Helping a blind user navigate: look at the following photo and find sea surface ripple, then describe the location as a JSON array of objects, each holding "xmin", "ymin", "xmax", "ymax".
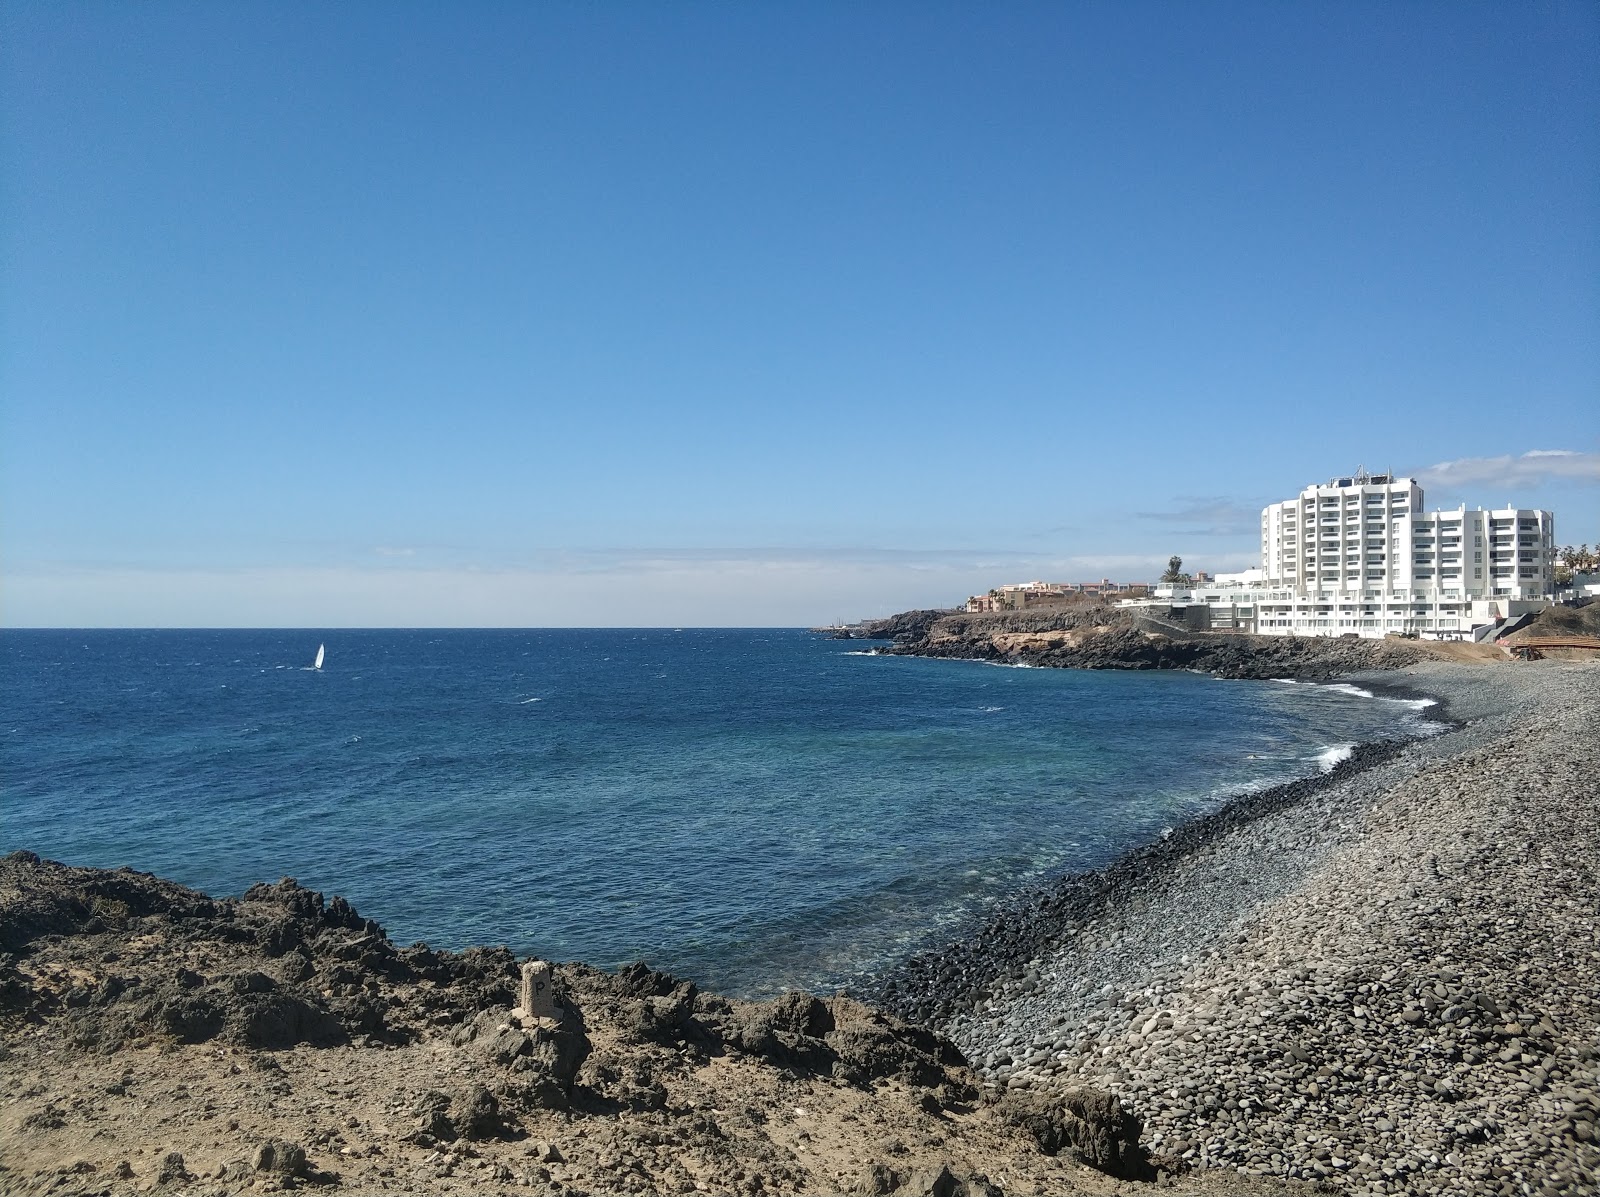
[{"xmin": 0, "ymin": 629, "xmax": 1436, "ymax": 996}]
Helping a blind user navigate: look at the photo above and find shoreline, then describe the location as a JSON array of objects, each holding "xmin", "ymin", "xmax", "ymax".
[
  {"xmin": 2, "ymin": 658, "xmax": 1594, "ymax": 1194},
  {"xmin": 856, "ymin": 656, "xmax": 1462, "ymax": 1027},
  {"xmin": 927, "ymin": 658, "xmax": 1598, "ymax": 1192},
  {"xmin": 863, "ymin": 736, "xmax": 1428, "ymax": 1028}
]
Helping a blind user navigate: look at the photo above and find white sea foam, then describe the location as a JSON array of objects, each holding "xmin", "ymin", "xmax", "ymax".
[
  {"xmin": 519, "ymin": 697, "xmax": 543, "ymax": 704},
  {"xmin": 1317, "ymin": 743, "xmax": 1357, "ymax": 772},
  {"xmin": 1275, "ymin": 676, "xmax": 1439, "ymax": 713},
  {"xmin": 842, "ymin": 650, "xmax": 880, "ymax": 657},
  {"xmin": 979, "ymin": 705, "xmax": 1005, "ymax": 713},
  {"xmin": 1321, "ymin": 682, "xmax": 1376, "ymax": 699}
]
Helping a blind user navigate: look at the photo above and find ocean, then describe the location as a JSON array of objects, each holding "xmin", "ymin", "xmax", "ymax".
[{"xmin": 0, "ymin": 629, "xmax": 1439, "ymax": 997}]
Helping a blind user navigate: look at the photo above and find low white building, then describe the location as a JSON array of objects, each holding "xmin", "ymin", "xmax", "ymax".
[{"xmin": 1124, "ymin": 470, "xmax": 1556, "ymax": 640}]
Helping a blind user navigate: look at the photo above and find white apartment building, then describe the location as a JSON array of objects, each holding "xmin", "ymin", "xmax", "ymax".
[{"xmin": 1124, "ymin": 470, "xmax": 1556, "ymax": 640}]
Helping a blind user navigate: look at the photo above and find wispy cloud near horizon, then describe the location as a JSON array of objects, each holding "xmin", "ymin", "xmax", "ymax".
[
  {"xmin": 1135, "ymin": 497, "xmax": 1261, "ymax": 537},
  {"xmin": 1, "ymin": 545, "xmax": 1182, "ymax": 628},
  {"xmin": 1413, "ymin": 449, "xmax": 1600, "ymax": 489}
]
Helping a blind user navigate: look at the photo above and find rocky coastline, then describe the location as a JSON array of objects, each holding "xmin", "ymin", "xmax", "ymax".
[
  {"xmin": 852, "ymin": 607, "xmax": 1454, "ymax": 681},
  {"xmin": 3, "ymin": 655, "xmax": 1595, "ymax": 1196},
  {"xmin": 1, "ymin": 853, "xmax": 1162, "ymax": 1197}
]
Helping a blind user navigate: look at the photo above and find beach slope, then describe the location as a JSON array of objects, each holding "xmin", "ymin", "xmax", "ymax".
[{"xmin": 907, "ymin": 660, "xmax": 1598, "ymax": 1194}]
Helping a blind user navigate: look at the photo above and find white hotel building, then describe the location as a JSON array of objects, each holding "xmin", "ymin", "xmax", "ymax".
[{"xmin": 1123, "ymin": 471, "xmax": 1556, "ymax": 640}]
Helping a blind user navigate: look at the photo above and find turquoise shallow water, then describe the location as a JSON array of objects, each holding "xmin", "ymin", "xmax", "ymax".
[{"xmin": 0, "ymin": 629, "xmax": 1436, "ymax": 996}]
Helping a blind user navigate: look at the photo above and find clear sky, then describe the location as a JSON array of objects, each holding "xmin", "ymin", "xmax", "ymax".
[{"xmin": 3, "ymin": 2, "xmax": 1597, "ymax": 627}]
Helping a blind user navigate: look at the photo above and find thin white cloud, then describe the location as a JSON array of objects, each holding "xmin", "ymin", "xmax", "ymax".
[
  {"xmin": 1414, "ymin": 450, "xmax": 1600, "ymax": 489},
  {"xmin": 373, "ymin": 546, "xmax": 416, "ymax": 557},
  {"xmin": 1135, "ymin": 496, "xmax": 1261, "ymax": 537}
]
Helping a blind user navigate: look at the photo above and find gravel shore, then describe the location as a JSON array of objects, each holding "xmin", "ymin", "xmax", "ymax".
[{"xmin": 935, "ymin": 660, "xmax": 1598, "ymax": 1194}]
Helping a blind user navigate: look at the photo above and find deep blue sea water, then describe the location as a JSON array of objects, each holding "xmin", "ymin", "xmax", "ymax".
[{"xmin": 0, "ymin": 629, "xmax": 1438, "ymax": 996}]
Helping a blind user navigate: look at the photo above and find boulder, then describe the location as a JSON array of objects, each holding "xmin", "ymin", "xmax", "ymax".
[
  {"xmin": 527, "ymin": 1019, "xmax": 589, "ymax": 1088},
  {"xmin": 450, "ymin": 1084, "xmax": 502, "ymax": 1140},
  {"xmin": 483, "ymin": 1027, "xmax": 532, "ymax": 1065},
  {"xmin": 251, "ymin": 1139, "xmax": 308, "ymax": 1178},
  {"xmin": 726, "ymin": 991, "xmax": 836, "ymax": 1068},
  {"xmin": 410, "ymin": 1090, "xmax": 456, "ymax": 1142},
  {"xmin": 850, "ymin": 1161, "xmax": 995, "ymax": 1197},
  {"xmin": 155, "ymin": 1152, "xmax": 191, "ymax": 1185},
  {"xmin": 999, "ymin": 1087, "xmax": 1143, "ymax": 1176}
]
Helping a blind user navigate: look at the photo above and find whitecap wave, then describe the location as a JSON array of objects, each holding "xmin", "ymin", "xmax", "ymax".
[
  {"xmin": 1316, "ymin": 743, "xmax": 1356, "ymax": 772},
  {"xmin": 1275, "ymin": 677, "xmax": 1440, "ymax": 715},
  {"xmin": 842, "ymin": 650, "xmax": 879, "ymax": 657},
  {"xmin": 979, "ymin": 705, "xmax": 1005, "ymax": 713},
  {"xmin": 519, "ymin": 697, "xmax": 543, "ymax": 704},
  {"xmin": 1318, "ymin": 682, "xmax": 1376, "ymax": 699}
]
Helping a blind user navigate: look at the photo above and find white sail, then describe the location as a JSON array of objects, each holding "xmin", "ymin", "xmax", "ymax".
[{"xmin": 314, "ymin": 643, "xmax": 325, "ymax": 670}]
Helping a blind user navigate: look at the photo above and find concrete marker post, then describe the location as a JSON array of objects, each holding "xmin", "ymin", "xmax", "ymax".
[{"xmin": 518, "ymin": 960, "xmax": 561, "ymax": 1023}]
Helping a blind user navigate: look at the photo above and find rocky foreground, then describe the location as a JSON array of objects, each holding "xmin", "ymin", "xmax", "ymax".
[{"xmin": 0, "ymin": 854, "xmax": 1251, "ymax": 1196}]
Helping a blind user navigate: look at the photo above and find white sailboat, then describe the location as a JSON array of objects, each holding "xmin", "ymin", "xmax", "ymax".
[{"xmin": 313, "ymin": 643, "xmax": 325, "ymax": 671}]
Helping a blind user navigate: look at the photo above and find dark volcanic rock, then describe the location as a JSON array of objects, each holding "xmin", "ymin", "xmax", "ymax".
[
  {"xmin": 723, "ymin": 992, "xmax": 838, "ymax": 1072},
  {"xmin": 450, "ymin": 1084, "xmax": 503, "ymax": 1140},
  {"xmin": 410, "ymin": 1090, "xmax": 457, "ymax": 1142},
  {"xmin": 614, "ymin": 961, "xmax": 699, "ymax": 1042},
  {"xmin": 0, "ymin": 852, "xmax": 540, "ymax": 1051},
  {"xmin": 251, "ymin": 1138, "xmax": 308, "ymax": 1178},
  {"xmin": 527, "ymin": 1018, "xmax": 590, "ymax": 1089},
  {"xmin": 878, "ymin": 605, "xmax": 1429, "ymax": 680},
  {"xmin": 999, "ymin": 1088, "xmax": 1143, "ymax": 1176},
  {"xmin": 155, "ymin": 1151, "xmax": 191, "ymax": 1185},
  {"xmin": 0, "ymin": 851, "xmax": 220, "ymax": 954},
  {"xmin": 856, "ymin": 609, "xmax": 955, "ymax": 643},
  {"xmin": 711, "ymin": 993, "xmax": 959, "ymax": 1089}
]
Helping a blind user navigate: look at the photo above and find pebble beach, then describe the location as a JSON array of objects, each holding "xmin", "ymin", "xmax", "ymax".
[{"xmin": 934, "ymin": 660, "xmax": 1598, "ymax": 1194}]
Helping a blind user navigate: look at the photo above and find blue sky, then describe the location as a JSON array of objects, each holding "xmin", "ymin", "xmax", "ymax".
[{"xmin": 3, "ymin": 2, "xmax": 1597, "ymax": 626}]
